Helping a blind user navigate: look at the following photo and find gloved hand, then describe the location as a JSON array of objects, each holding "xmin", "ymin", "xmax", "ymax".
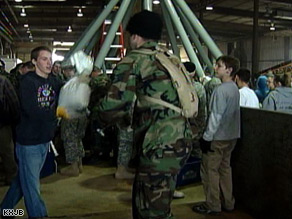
[
  {"xmin": 56, "ymin": 106, "xmax": 70, "ymax": 119},
  {"xmin": 199, "ymin": 138, "xmax": 213, "ymax": 154},
  {"xmin": 90, "ymin": 74, "xmax": 110, "ymax": 88}
]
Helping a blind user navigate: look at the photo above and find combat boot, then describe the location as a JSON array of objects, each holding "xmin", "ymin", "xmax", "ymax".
[
  {"xmin": 78, "ymin": 157, "xmax": 83, "ymax": 173},
  {"xmin": 115, "ymin": 165, "xmax": 135, "ymax": 179},
  {"xmin": 60, "ymin": 162, "xmax": 79, "ymax": 177}
]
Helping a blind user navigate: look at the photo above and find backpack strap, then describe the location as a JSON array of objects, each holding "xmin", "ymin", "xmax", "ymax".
[{"xmin": 138, "ymin": 95, "xmax": 182, "ymax": 114}]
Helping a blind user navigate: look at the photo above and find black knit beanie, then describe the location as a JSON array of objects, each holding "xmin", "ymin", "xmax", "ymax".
[{"xmin": 127, "ymin": 10, "xmax": 163, "ymax": 40}]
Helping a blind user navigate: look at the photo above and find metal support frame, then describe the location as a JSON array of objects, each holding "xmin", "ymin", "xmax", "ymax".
[
  {"xmin": 174, "ymin": 0, "xmax": 222, "ymax": 59},
  {"xmin": 143, "ymin": 0, "xmax": 152, "ymax": 11},
  {"xmin": 174, "ymin": 2, "xmax": 213, "ymax": 73},
  {"xmin": 65, "ymin": 0, "xmax": 120, "ymax": 59},
  {"xmin": 84, "ymin": 30, "xmax": 101, "ymax": 55},
  {"xmin": 94, "ymin": 0, "xmax": 132, "ymax": 69},
  {"xmin": 164, "ymin": 0, "xmax": 205, "ymax": 77},
  {"xmin": 122, "ymin": 0, "xmax": 135, "ymax": 30},
  {"xmin": 161, "ymin": 0, "xmax": 179, "ymax": 57},
  {"xmin": 252, "ymin": 0, "xmax": 259, "ymax": 85},
  {"xmin": 64, "ymin": 0, "xmax": 223, "ymax": 78}
]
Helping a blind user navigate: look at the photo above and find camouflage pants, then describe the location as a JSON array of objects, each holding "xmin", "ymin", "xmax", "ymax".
[
  {"xmin": 132, "ymin": 139, "xmax": 192, "ymax": 219},
  {"xmin": 117, "ymin": 127, "xmax": 133, "ymax": 167},
  {"xmin": 61, "ymin": 117, "xmax": 87, "ymax": 163}
]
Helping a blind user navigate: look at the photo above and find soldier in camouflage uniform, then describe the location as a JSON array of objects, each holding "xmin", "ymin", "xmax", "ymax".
[
  {"xmin": 115, "ymin": 126, "xmax": 134, "ymax": 179},
  {"xmin": 60, "ymin": 68, "xmax": 88, "ymax": 177},
  {"xmin": 183, "ymin": 62, "xmax": 207, "ymax": 157},
  {"xmin": 91, "ymin": 11, "xmax": 192, "ymax": 218},
  {"xmin": 88, "ymin": 71, "xmax": 118, "ymax": 161}
]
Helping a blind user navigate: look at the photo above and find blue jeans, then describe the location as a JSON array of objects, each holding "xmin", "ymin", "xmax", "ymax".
[{"xmin": 0, "ymin": 142, "xmax": 49, "ymax": 218}]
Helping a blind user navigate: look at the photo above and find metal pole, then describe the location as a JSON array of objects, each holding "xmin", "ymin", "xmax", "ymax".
[
  {"xmin": 164, "ymin": 0, "xmax": 205, "ymax": 77},
  {"xmin": 252, "ymin": 0, "xmax": 259, "ymax": 86},
  {"xmin": 174, "ymin": 0, "xmax": 222, "ymax": 59},
  {"xmin": 174, "ymin": 2, "xmax": 213, "ymax": 73},
  {"xmin": 65, "ymin": 0, "xmax": 120, "ymax": 59},
  {"xmin": 161, "ymin": 0, "xmax": 179, "ymax": 57},
  {"xmin": 95, "ymin": 0, "xmax": 132, "ymax": 69},
  {"xmin": 84, "ymin": 30, "xmax": 101, "ymax": 55},
  {"xmin": 122, "ymin": 0, "xmax": 135, "ymax": 29},
  {"xmin": 143, "ymin": 0, "xmax": 152, "ymax": 11}
]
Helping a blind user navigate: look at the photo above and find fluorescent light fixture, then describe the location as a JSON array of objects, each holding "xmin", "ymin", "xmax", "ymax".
[
  {"xmin": 30, "ymin": 39, "xmax": 33, "ymax": 42},
  {"xmin": 77, "ymin": 8, "xmax": 83, "ymax": 17},
  {"xmin": 104, "ymin": 20, "xmax": 112, "ymax": 24},
  {"xmin": 24, "ymin": 24, "xmax": 29, "ymax": 28},
  {"xmin": 53, "ymin": 41, "xmax": 75, "ymax": 46},
  {"xmin": 15, "ymin": 0, "xmax": 22, "ymax": 2},
  {"xmin": 270, "ymin": 23, "xmax": 275, "ymax": 31},
  {"xmin": 153, "ymin": 0, "xmax": 160, "ymax": 4},
  {"xmin": 67, "ymin": 26, "xmax": 72, "ymax": 32},
  {"xmin": 26, "ymin": 30, "xmax": 30, "ymax": 33},
  {"xmin": 206, "ymin": 6, "xmax": 213, "ymax": 10},
  {"xmin": 54, "ymin": 48, "xmax": 70, "ymax": 51},
  {"xmin": 52, "ymin": 49, "xmax": 65, "ymax": 62},
  {"xmin": 20, "ymin": 8, "xmax": 26, "ymax": 17},
  {"xmin": 29, "ymin": 35, "xmax": 33, "ymax": 39}
]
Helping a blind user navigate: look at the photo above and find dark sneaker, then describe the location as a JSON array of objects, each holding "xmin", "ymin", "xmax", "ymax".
[
  {"xmin": 192, "ymin": 204, "xmax": 220, "ymax": 215},
  {"xmin": 222, "ymin": 207, "xmax": 234, "ymax": 212}
]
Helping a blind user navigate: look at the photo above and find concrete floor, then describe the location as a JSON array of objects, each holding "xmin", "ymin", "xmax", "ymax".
[{"xmin": 0, "ymin": 162, "xmax": 254, "ymax": 219}]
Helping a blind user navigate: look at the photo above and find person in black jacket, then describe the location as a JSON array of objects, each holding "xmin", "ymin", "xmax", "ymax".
[
  {"xmin": 0, "ymin": 75, "xmax": 20, "ymax": 185},
  {"xmin": 0, "ymin": 46, "xmax": 61, "ymax": 218}
]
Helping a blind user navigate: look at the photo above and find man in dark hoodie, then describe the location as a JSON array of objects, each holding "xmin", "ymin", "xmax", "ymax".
[
  {"xmin": 0, "ymin": 46, "xmax": 61, "ymax": 218},
  {"xmin": 263, "ymin": 73, "xmax": 292, "ymax": 113}
]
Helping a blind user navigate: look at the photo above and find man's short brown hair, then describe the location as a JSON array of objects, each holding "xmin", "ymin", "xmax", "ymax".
[
  {"xmin": 31, "ymin": 46, "xmax": 52, "ymax": 61},
  {"xmin": 216, "ymin": 55, "xmax": 240, "ymax": 77}
]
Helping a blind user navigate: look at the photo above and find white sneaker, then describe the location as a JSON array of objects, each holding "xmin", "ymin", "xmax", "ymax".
[{"xmin": 173, "ymin": 190, "xmax": 185, "ymax": 199}]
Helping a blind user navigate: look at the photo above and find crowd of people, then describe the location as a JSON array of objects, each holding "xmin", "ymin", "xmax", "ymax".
[{"xmin": 0, "ymin": 9, "xmax": 292, "ymax": 219}]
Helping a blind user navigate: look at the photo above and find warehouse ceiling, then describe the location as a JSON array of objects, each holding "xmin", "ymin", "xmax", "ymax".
[{"xmin": 1, "ymin": 0, "xmax": 292, "ymax": 48}]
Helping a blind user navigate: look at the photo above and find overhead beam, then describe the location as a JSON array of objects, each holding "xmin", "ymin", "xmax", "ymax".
[
  {"xmin": 261, "ymin": 0, "xmax": 292, "ymax": 4},
  {"xmin": 3, "ymin": 11, "xmax": 99, "ymax": 18},
  {"xmin": 12, "ymin": 1, "xmax": 104, "ymax": 7},
  {"xmin": 189, "ymin": 0, "xmax": 225, "ymax": 11}
]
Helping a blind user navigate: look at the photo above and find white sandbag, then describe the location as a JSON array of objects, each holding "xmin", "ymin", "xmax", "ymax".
[
  {"xmin": 62, "ymin": 50, "xmax": 93, "ymax": 76},
  {"xmin": 58, "ymin": 76, "xmax": 91, "ymax": 118}
]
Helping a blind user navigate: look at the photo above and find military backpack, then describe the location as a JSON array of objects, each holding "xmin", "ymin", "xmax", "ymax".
[{"xmin": 132, "ymin": 46, "xmax": 199, "ymax": 118}]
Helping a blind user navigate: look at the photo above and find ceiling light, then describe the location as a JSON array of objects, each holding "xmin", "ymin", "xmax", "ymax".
[
  {"xmin": 20, "ymin": 8, "xmax": 26, "ymax": 17},
  {"xmin": 270, "ymin": 23, "xmax": 276, "ymax": 31},
  {"xmin": 29, "ymin": 34, "xmax": 33, "ymax": 39},
  {"xmin": 77, "ymin": 8, "xmax": 83, "ymax": 17},
  {"xmin": 153, "ymin": 0, "xmax": 160, "ymax": 4},
  {"xmin": 15, "ymin": 0, "xmax": 22, "ymax": 2},
  {"xmin": 26, "ymin": 30, "xmax": 30, "ymax": 33},
  {"xmin": 206, "ymin": 6, "xmax": 213, "ymax": 10},
  {"xmin": 53, "ymin": 41, "xmax": 75, "ymax": 46},
  {"xmin": 24, "ymin": 24, "xmax": 29, "ymax": 28},
  {"xmin": 30, "ymin": 39, "xmax": 34, "ymax": 42},
  {"xmin": 67, "ymin": 26, "xmax": 72, "ymax": 32}
]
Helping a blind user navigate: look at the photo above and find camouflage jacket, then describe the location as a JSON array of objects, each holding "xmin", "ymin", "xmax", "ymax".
[
  {"xmin": 92, "ymin": 41, "xmax": 193, "ymax": 154},
  {"xmin": 189, "ymin": 81, "xmax": 207, "ymax": 141}
]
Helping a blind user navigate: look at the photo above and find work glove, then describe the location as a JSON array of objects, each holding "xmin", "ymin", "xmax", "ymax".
[
  {"xmin": 90, "ymin": 73, "xmax": 110, "ymax": 88},
  {"xmin": 199, "ymin": 138, "xmax": 213, "ymax": 154}
]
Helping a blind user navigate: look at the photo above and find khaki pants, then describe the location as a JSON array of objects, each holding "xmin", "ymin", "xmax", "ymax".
[
  {"xmin": 0, "ymin": 125, "xmax": 17, "ymax": 183},
  {"xmin": 200, "ymin": 139, "xmax": 237, "ymax": 212}
]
